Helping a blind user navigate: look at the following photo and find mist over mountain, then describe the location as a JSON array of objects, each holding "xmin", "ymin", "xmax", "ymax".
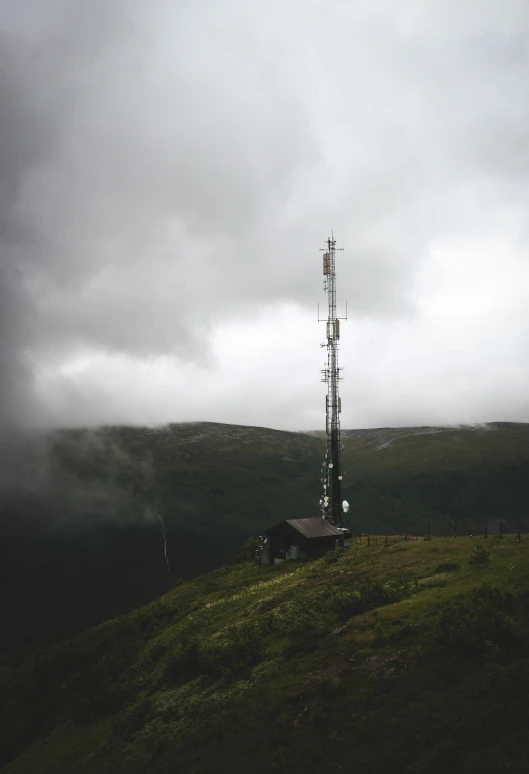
[{"xmin": 2, "ymin": 420, "xmax": 529, "ymax": 664}]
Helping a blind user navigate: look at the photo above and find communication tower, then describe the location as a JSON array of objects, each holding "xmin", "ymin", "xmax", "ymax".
[{"xmin": 319, "ymin": 233, "xmax": 347, "ymax": 526}]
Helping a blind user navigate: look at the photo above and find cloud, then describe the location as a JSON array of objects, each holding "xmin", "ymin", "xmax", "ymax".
[{"xmin": 1, "ymin": 0, "xmax": 528, "ymax": 432}]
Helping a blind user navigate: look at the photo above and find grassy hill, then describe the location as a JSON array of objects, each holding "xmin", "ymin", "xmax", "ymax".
[
  {"xmin": 2, "ymin": 535, "xmax": 529, "ymax": 773},
  {"xmin": 0, "ymin": 423, "xmax": 323, "ymax": 664},
  {"xmin": 339, "ymin": 422, "xmax": 529, "ymax": 535},
  {"xmin": 1, "ymin": 420, "xmax": 528, "ymax": 663}
]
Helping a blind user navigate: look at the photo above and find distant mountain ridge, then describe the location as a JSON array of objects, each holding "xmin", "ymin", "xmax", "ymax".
[{"xmin": 1, "ymin": 420, "xmax": 528, "ymax": 663}]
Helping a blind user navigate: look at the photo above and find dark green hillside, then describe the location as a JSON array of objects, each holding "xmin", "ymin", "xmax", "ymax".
[
  {"xmin": 0, "ymin": 423, "xmax": 323, "ymax": 663},
  {"xmin": 1, "ymin": 421, "xmax": 529, "ymax": 664},
  {"xmin": 2, "ymin": 536, "xmax": 529, "ymax": 773},
  {"xmin": 339, "ymin": 422, "xmax": 529, "ymax": 535}
]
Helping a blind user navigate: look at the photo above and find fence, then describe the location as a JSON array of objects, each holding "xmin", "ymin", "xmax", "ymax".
[{"xmin": 348, "ymin": 527, "xmax": 524, "ymax": 546}]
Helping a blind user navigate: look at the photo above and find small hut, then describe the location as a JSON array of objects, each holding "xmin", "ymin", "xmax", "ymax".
[{"xmin": 262, "ymin": 518, "xmax": 351, "ymax": 565}]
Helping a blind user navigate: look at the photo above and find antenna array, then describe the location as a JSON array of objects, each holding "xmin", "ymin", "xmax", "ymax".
[{"xmin": 319, "ymin": 233, "xmax": 347, "ymax": 526}]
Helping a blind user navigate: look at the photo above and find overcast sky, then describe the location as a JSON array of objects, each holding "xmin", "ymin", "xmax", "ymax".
[{"xmin": 1, "ymin": 0, "xmax": 528, "ymax": 434}]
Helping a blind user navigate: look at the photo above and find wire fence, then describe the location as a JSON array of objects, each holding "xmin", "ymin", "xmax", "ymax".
[{"xmin": 349, "ymin": 526, "xmax": 524, "ymax": 546}]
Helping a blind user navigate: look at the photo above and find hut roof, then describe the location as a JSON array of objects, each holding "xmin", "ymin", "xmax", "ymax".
[{"xmin": 266, "ymin": 518, "xmax": 344, "ymax": 539}]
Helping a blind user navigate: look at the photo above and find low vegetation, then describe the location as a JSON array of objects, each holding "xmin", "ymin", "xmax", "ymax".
[
  {"xmin": 2, "ymin": 421, "xmax": 529, "ymax": 662},
  {"xmin": 1, "ymin": 535, "xmax": 528, "ymax": 773}
]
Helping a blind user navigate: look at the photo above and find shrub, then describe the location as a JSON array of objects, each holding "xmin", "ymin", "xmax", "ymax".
[
  {"xmin": 435, "ymin": 562, "xmax": 460, "ymax": 573},
  {"xmin": 200, "ymin": 622, "xmax": 263, "ymax": 678},
  {"xmin": 67, "ymin": 653, "xmax": 136, "ymax": 723},
  {"xmin": 243, "ymin": 536, "xmax": 261, "ymax": 561},
  {"xmin": 164, "ymin": 639, "xmax": 201, "ymax": 682},
  {"xmin": 323, "ymin": 547, "xmax": 346, "ymax": 565},
  {"xmin": 427, "ymin": 583, "xmax": 523, "ymax": 656},
  {"xmin": 145, "ymin": 641, "xmax": 168, "ymax": 662},
  {"xmin": 69, "ymin": 676, "xmax": 133, "ymax": 723},
  {"xmin": 114, "ymin": 692, "xmax": 153, "ymax": 734},
  {"xmin": 282, "ymin": 576, "xmax": 414, "ymax": 657},
  {"xmin": 469, "ymin": 544, "xmax": 491, "ymax": 567}
]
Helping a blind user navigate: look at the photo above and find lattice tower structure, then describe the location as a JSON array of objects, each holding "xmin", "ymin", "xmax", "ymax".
[{"xmin": 319, "ymin": 234, "xmax": 346, "ymax": 526}]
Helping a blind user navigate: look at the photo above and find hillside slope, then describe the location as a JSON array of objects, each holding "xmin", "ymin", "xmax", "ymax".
[
  {"xmin": 338, "ymin": 422, "xmax": 529, "ymax": 535},
  {"xmin": 0, "ymin": 423, "xmax": 322, "ymax": 664},
  {"xmin": 1, "ymin": 420, "xmax": 528, "ymax": 663},
  {"xmin": 2, "ymin": 535, "xmax": 529, "ymax": 774}
]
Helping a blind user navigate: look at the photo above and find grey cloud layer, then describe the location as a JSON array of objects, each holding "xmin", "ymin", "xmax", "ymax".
[{"xmin": 1, "ymin": 0, "xmax": 528, "ymax": 431}]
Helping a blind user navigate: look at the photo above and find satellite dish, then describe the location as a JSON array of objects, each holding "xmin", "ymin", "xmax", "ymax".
[
  {"xmin": 338, "ymin": 475, "xmax": 342, "ymax": 480},
  {"xmin": 329, "ymin": 463, "xmax": 334, "ymax": 469},
  {"xmin": 342, "ymin": 499, "xmax": 350, "ymax": 513}
]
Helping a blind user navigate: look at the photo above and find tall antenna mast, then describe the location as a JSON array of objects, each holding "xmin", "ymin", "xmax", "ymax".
[{"xmin": 319, "ymin": 233, "xmax": 347, "ymax": 526}]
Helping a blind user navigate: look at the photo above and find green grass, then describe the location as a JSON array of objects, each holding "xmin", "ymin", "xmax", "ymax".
[
  {"xmin": 3, "ymin": 420, "xmax": 529, "ymax": 662},
  {"xmin": 2, "ymin": 535, "xmax": 529, "ymax": 774}
]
